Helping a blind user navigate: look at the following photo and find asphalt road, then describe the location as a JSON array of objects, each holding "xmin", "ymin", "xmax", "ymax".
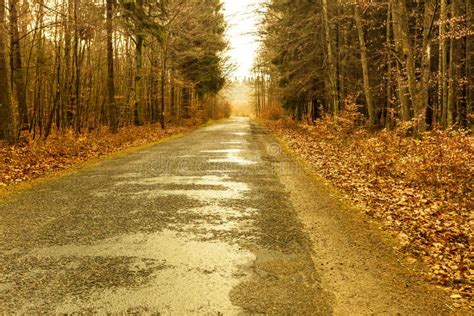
[
  {"xmin": 0, "ymin": 118, "xmax": 448, "ymax": 314},
  {"xmin": 0, "ymin": 118, "xmax": 332, "ymax": 314}
]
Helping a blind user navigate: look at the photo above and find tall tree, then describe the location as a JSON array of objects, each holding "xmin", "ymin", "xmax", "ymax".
[
  {"xmin": 354, "ymin": 4, "xmax": 376, "ymax": 128},
  {"xmin": 322, "ymin": 0, "xmax": 339, "ymax": 117},
  {"xmin": 0, "ymin": 0, "xmax": 17, "ymax": 143},
  {"xmin": 107, "ymin": 0, "xmax": 118, "ymax": 133},
  {"xmin": 9, "ymin": 0, "xmax": 27, "ymax": 129}
]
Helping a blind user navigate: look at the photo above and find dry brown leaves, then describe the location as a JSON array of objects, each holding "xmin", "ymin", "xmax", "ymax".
[
  {"xmin": 0, "ymin": 124, "xmax": 190, "ymax": 187},
  {"xmin": 264, "ymin": 115, "xmax": 473, "ymax": 309}
]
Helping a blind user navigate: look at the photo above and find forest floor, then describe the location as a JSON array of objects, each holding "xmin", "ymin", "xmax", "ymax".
[
  {"xmin": 263, "ymin": 115, "xmax": 473, "ymax": 310},
  {"xmin": 0, "ymin": 124, "xmax": 194, "ymax": 193},
  {"xmin": 0, "ymin": 117, "xmax": 452, "ymax": 313}
]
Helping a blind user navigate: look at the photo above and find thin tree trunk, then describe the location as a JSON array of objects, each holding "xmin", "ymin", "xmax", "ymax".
[
  {"xmin": 447, "ymin": 0, "xmax": 457, "ymax": 127},
  {"xmin": 107, "ymin": 0, "xmax": 118, "ymax": 133},
  {"xmin": 33, "ymin": 0, "xmax": 45, "ymax": 138},
  {"xmin": 440, "ymin": 0, "xmax": 448, "ymax": 126},
  {"xmin": 397, "ymin": 0, "xmax": 421, "ymax": 120},
  {"xmin": 322, "ymin": 0, "xmax": 339, "ymax": 117},
  {"xmin": 135, "ymin": 0, "xmax": 145, "ymax": 126},
  {"xmin": 468, "ymin": 0, "xmax": 473, "ymax": 120},
  {"xmin": 459, "ymin": 0, "xmax": 469, "ymax": 127},
  {"xmin": 73, "ymin": 0, "xmax": 81, "ymax": 134},
  {"xmin": 385, "ymin": 4, "xmax": 393, "ymax": 127},
  {"xmin": 160, "ymin": 53, "xmax": 167, "ymax": 129},
  {"xmin": 63, "ymin": 0, "xmax": 72, "ymax": 128},
  {"xmin": 390, "ymin": 1, "xmax": 411, "ymax": 121},
  {"xmin": 420, "ymin": 0, "xmax": 436, "ymax": 130},
  {"xmin": 45, "ymin": 16, "xmax": 62, "ymax": 140},
  {"xmin": 170, "ymin": 56, "xmax": 176, "ymax": 118},
  {"xmin": 160, "ymin": 46, "xmax": 167, "ymax": 129},
  {"xmin": 354, "ymin": 5, "xmax": 376, "ymax": 129}
]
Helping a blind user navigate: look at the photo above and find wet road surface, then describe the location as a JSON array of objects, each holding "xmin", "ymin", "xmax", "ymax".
[{"xmin": 0, "ymin": 118, "xmax": 332, "ymax": 314}]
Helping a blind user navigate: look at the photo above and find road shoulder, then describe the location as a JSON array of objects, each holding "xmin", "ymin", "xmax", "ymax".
[{"xmin": 258, "ymin": 121, "xmax": 450, "ymax": 314}]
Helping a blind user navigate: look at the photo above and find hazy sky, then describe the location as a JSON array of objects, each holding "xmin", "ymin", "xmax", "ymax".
[{"xmin": 223, "ymin": 0, "xmax": 261, "ymax": 80}]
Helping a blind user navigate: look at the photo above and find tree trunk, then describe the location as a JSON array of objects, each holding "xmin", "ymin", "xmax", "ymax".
[
  {"xmin": 390, "ymin": 1, "xmax": 411, "ymax": 121},
  {"xmin": 135, "ymin": 0, "xmax": 145, "ymax": 126},
  {"xmin": 468, "ymin": 0, "xmax": 473, "ymax": 123},
  {"xmin": 73, "ymin": 0, "xmax": 81, "ymax": 134},
  {"xmin": 447, "ymin": 0, "xmax": 458, "ymax": 127},
  {"xmin": 63, "ymin": 0, "xmax": 73, "ymax": 128},
  {"xmin": 354, "ymin": 5, "xmax": 376, "ymax": 128},
  {"xmin": 322, "ymin": 0, "xmax": 339, "ymax": 117},
  {"xmin": 397, "ymin": 0, "xmax": 421, "ymax": 119},
  {"xmin": 0, "ymin": 0, "xmax": 17, "ymax": 144},
  {"xmin": 440, "ymin": 0, "xmax": 448, "ymax": 126},
  {"xmin": 45, "ymin": 19, "xmax": 62, "ymax": 140},
  {"xmin": 106, "ymin": 0, "xmax": 118, "ymax": 133},
  {"xmin": 385, "ymin": 4, "xmax": 393, "ymax": 127},
  {"xmin": 160, "ymin": 47, "xmax": 167, "ymax": 129},
  {"xmin": 420, "ymin": 0, "xmax": 436, "ymax": 130},
  {"xmin": 9, "ymin": 0, "xmax": 28, "ymax": 129},
  {"xmin": 459, "ymin": 0, "xmax": 469, "ymax": 127},
  {"xmin": 170, "ymin": 57, "xmax": 176, "ymax": 118},
  {"xmin": 33, "ymin": 0, "xmax": 45, "ymax": 138}
]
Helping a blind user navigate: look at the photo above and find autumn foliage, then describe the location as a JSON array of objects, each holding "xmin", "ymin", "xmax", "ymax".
[
  {"xmin": 264, "ymin": 109, "xmax": 473, "ymax": 306},
  {"xmin": 0, "ymin": 124, "xmax": 190, "ymax": 187}
]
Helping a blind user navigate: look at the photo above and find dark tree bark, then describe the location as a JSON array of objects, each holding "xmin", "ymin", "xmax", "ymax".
[
  {"xmin": 160, "ymin": 56, "xmax": 166, "ymax": 129},
  {"xmin": 9, "ymin": 0, "xmax": 28, "ymax": 129},
  {"xmin": 0, "ymin": 0, "xmax": 17, "ymax": 144},
  {"xmin": 107, "ymin": 0, "xmax": 118, "ymax": 133},
  {"xmin": 354, "ymin": 4, "xmax": 376, "ymax": 128}
]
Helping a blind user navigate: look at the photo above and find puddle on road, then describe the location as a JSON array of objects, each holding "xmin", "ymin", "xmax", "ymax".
[
  {"xmin": 221, "ymin": 141, "xmax": 244, "ymax": 145},
  {"xmin": 29, "ymin": 230, "xmax": 255, "ymax": 314},
  {"xmin": 116, "ymin": 175, "xmax": 250, "ymax": 201},
  {"xmin": 208, "ymin": 155, "xmax": 256, "ymax": 166},
  {"xmin": 115, "ymin": 175, "xmax": 243, "ymax": 188},
  {"xmin": 202, "ymin": 149, "xmax": 242, "ymax": 154},
  {"xmin": 203, "ymin": 148, "xmax": 256, "ymax": 166},
  {"xmin": 141, "ymin": 188, "xmax": 247, "ymax": 201},
  {"xmin": 233, "ymin": 132, "xmax": 248, "ymax": 136}
]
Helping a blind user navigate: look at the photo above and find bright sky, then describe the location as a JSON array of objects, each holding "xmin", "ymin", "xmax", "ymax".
[{"xmin": 223, "ymin": 0, "xmax": 262, "ymax": 80}]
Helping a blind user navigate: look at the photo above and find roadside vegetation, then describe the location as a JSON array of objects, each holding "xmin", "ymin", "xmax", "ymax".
[
  {"xmin": 0, "ymin": 0, "xmax": 230, "ymax": 186},
  {"xmin": 0, "ymin": 124, "xmax": 191, "ymax": 188},
  {"xmin": 256, "ymin": 0, "xmax": 473, "ymax": 308}
]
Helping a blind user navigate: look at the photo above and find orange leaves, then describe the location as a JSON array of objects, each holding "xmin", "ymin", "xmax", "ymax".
[
  {"xmin": 265, "ymin": 118, "xmax": 473, "ymax": 307},
  {"xmin": 0, "ymin": 124, "xmax": 190, "ymax": 187}
]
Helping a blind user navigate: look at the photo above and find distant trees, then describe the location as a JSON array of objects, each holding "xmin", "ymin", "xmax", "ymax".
[
  {"xmin": 0, "ymin": 0, "xmax": 228, "ymax": 144},
  {"xmin": 256, "ymin": 0, "xmax": 473, "ymax": 130}
]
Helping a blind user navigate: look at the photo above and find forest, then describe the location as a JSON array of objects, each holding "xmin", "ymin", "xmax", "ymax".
[
  {"xmin": 255, "ymin": 0, "xmax": 473, "ymax": 307},
  {"xmin": 0, "ymin": 0, "xmax": 472, "ymax": 312},
  {"xmin": 254, "ymin": 0, "xmax": 473, "ymax": 130},
  {"xmin": 0, "ymin": 0, "xmax": 229, "ymax": 145}
]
